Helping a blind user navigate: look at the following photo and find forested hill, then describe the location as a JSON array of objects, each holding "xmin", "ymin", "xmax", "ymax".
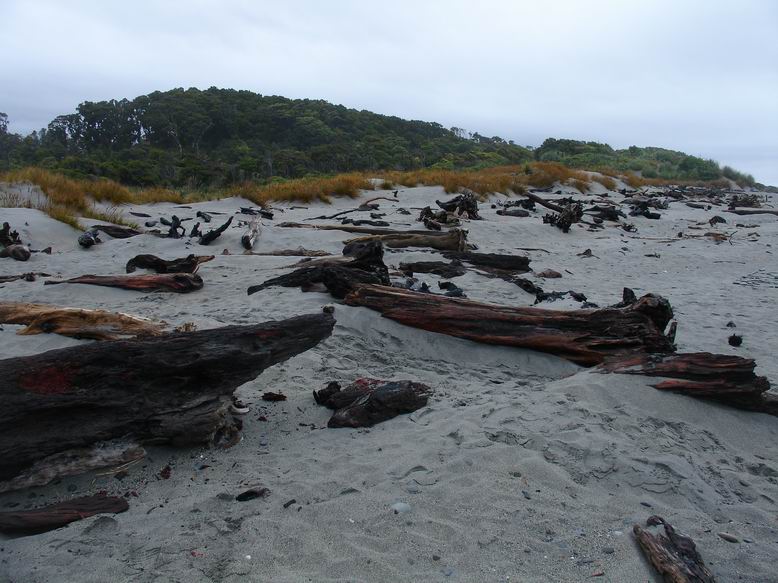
[{"xmin": 0, "ymin": 87, "xmax": 756, "ymax": 187}]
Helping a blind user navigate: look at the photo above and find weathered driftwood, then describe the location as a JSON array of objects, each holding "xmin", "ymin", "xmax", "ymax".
[
  {"xmin": 241, "ymin": 218, "xmax": 261, "ymax": 250},
  {"xmin": 0, "ymin": 312, "xmax": 335, "ymax": 486},
  {"xmin": 344, "ymin": 228, "xmax": 468, "ymax": 252},
  {"xmin": 441, "ymin": 251, "xmax": 531, "ymax": 273},
  {"xmin": 633, "ymin": 516, "xmax": 715, "ymax": 583},
  {"xmin": 248, "ymin": 241, "xmax": 389, "ymax": 299},
  {"xmin": 0, "ymin": 439, "xmax": 145, "ymax": 494},
  {"xmin": 0, "ymin": 302, "xmax": 166, "ymax": 341},
  {"xmin": 314, "ymin": 378, "xmax": 432, "ymax": 428},
  {"xmin": 161, "ymin": 215, "xmax": 186, "ymax": 238},
  {"xmin": 45, "ymin": 273, "xmax": 204, "ymax": 293},
  {"xmin": 90, "ymin": 224, "xmax": 142, "ymax": 239},
  {"xmin": 523, "ymin": 191, "xmax": 565, "ymax": 213},
  {"xmin": 0, "ymin": 272, "xmax": 50, "ymax": 284},
  {"xmin": 0, "ymin": 495, "xmax": 130, "ymax": 536},
  {"xmin": 725, "ymin": 208, "xmax": 778, "ymax": 217},
  {"xmin": 279, "ymin": 221, "xmax": 442, "ymax": 236},
  {"xmin": 199, "ymin": 216, "xmax": 233, "ymax": 245},
  {"xmin": 0, "ymin": 244, "xmax": 31, "ymax": 261},
  {"xmin": 436, "ymin": 190, "xmax": 481, "ymax": 219},
  {"xmin": 399, "ymin": 261, "xmax": 466, "ymax": 278},
  {"xmin": 242, "ymin": 248, "xmax": 331, "ymax": 257},
  {"xmin": 596, "ymin": 352, "xmax": 774, "ymax": 415},
  {"xmin": 125, "ymin": 254, "xmax": 214, "ymax": 274},
  {"xmin": 344, "ymin": 285, "xmax": 675, "ymax": 366}
]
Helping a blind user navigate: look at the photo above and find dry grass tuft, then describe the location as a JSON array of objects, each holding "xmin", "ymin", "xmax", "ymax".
[
  {"xmin": 1, "ymin": 167, "xmax": 132, "ymax": 209},
  {"xmin": 132, "ymin": 187, "xmax": 186, "ymax": 204},
  {"xmin": 591, "ymin": 174, "xmax": 617, "ymax": 191},
  {"xmin": 228, "ymin": 174, "xmax": 373, "ymax": 206}
]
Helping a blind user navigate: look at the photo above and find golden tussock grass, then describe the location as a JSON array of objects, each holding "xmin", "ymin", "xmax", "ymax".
[
  {"xmin": 132, "ymin": 187, "xmax": 187, "ymax": 204},
  {"xmin": 228, "ymin": 174, "xmax": 373, "ymax": 206},
  {"xmin": 591, "ymin": 174, "xmax": 617, "ymax": 191},
  {"xmin": 1, "ymin": 167, "xmax": 132, "ymax": 209}
]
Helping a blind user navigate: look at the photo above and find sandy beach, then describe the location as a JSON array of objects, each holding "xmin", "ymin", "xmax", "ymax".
[{"xmin": 1, "ymin": 181, "xmax": 777, "ymax": 583}]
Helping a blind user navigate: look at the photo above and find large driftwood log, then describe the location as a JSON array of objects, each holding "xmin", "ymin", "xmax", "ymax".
[
  {"xmin": 0, "ymin": 495, "xmax": 130, "ymax": 536},
  {"xmin": 0, "ymin": 302, "xmax": 166, "ymax": 340},
  {"xmin": 633, "ymin": 516, "xmax": 716, "ymax": 583},
  {"xmin": 399, "ymin": 261, "xmax": 466, "ymax": 278},
  {"xmin": 344, "ymin": 285, "xmax": 674, "ymax": 366},
  {"xmin": 0, "ymin": 312, "xmax": 335, "ymax": 486},
  {"xmin": 125, "ymin": 254, "xmax": 214, "ymax": 274},
  {"xmin": 596, "ymin": 352, "xmax": 774, "ymax": 415},
  {"xmin": 45, "ymin": 273, "xmax": 204, "ymax": 293},
  {"xmin": 344, "ymin": 228, "xmax": 467, "ymax": 252}
]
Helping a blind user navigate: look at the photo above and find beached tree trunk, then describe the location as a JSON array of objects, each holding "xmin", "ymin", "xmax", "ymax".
[
  {"xmin": 0, "ymin": 312, "xmax": 335, "ymax": 487},
  {"xmin": 596, "ymin": 352, "xmax": 774, "ymax": 415},
  {"xmin": 344, "ymin": 285, "xmax": 674, "ymax": 366},
  {"xmin": 45, "ymin": 273, "xmax": 204, "ymax": 293},
  {"xmin": 0, "ymin": 302, "xmax": 166, "ymax": 340}
]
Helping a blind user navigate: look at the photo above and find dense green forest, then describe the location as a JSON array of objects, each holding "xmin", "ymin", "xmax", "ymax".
[{"xmin": 0, "ymin": 87, "xmax": 757, "ymax": 187}]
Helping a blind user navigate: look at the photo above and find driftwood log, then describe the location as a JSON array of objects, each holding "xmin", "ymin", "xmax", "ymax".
[
  {"xmin": 725, "ymin": 209, "xmax": 778, "ymax": 217},
  {"xmin": 0, "ymin": 272, "xmax": 50, "ymax": 284},
  {"xmin": 344, "ymin": 285, "xmax": 674, "ymax": 366},
  {"xmin": 441, "ymin": 251, "xmax": 531, "ymax": 273},
  {"xmin": 344, "ymin": 228, "xmax": 467, "ymax": 252},
  {"xmin": 0, "ymin": 312, "xmax": 335, "ymax": 487},
  {"xmin": 45, "ymin": 273, "xmax": 203, "ymax": 293},
  {"xmin": 90, "ymin": 224, "xmax": 142, "ymax": 239},
  {"xmin": 633, "ymin": 516, "xmax": 715, "ymax": 583},
  {"xmin": 242, "ymin": 248, "xmax": 331, "ymax": 257},
  {"xmin": 0, "ymin": 495, "xmax": 130, "ymax": 536},
  {"xmin": 199, "ymin": 216, "xmax": 233, "ymax": 245},
  {"xmin": 399, "ymin": 261, "xmax": 466, "ymax": 278},
  {"xmin": 279, "ymin": 221, "xmax": 447, "ymax": 236},
  {"xmin": 248, "ymin": 241, "xmax": 389, "ymax": 299},
  {"xmin": 596, "ymin": 352, "xmax": 774, "ymax": 415},
  {"xmin": 0, "ymin": 302, "xmax": 166, "ymax": 341},
  {"xmin": 0, "ymin": 439, "xmax": 145, "ymax": 494},
  {"xmin": 241, "ymin": 218, "xmax": 260, "ymax": 250},
  {"xmin": 314, "ymin": 378, "xmax": 432, "ymax": 428},
  {"xmin": 125, "ymin": 254, "xmax": 215, "ymax": 274}
]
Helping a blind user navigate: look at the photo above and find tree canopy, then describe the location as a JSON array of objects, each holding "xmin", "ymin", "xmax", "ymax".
[{"xmin": 0, "ymin": 88, "xmax": 756, "ymax": 187}]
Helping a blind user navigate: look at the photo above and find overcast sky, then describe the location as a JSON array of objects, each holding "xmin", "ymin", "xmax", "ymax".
[{"xmin": 2, "ymin": 0, "xmax": 776, "ymax": 183}]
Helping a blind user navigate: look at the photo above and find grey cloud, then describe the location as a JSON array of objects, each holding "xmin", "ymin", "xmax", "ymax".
[{"xmin": 1, "ymin": 0, "xmax": 776, "ymax": 182}]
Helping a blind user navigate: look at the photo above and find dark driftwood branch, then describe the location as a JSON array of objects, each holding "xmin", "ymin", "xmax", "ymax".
[
  {"xmin": 596, "ymin": 352, "xmax": 773, "ymax": 415},
  {"xmin": 0, "ymin": 312, "xmax": 335, "ymax": 486},
  {"xmin": 45, "ymin": 273, "xmax": 204, "ymax": 293},
  {"xmin": 242, "ymin": 248, "xmax": 331, "ymax": 257},
  {"xmin": 344, "ymin": 285, "xmax": 674, "ymax": 366},
  {"xmin": 633, "ymin": 516, "xmax": 716, "ymax": 583},
  {"xmin": 90, "ymin": 225, "xmax": 142, "ymax": 239},
  {"xmin": 199, "ymin": 216, "xmax": 233, "ymax": 245},
  {"xmin": 523, "ymin": 191, "xmax": 565, "ymax": 213},
  {"xmin": 0, "ymin": 495, "xmax": 130, "ymax": 536},
  {"xmin": 248, "ymin": 241, "xmax": 389, "ymax": 298},
  {"xmin": 724, "ymin": 209, "xmax": 778, "ymax": 217},
  {"xmin": 441, "ymin": 251, "xmax": 531, "ymax": 272},
  {"xmin": 125, "ymin": 254, "xmax": 214, "ymax": 274},
  {"xmin": 0, "ymin": 302, "xmax": 166, "ymax": 340},
  {"xmin": 0, "ymin": 244, "xmax": 31, "ymax": 261}
]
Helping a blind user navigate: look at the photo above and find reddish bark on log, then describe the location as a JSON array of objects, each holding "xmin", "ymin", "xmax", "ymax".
[
  {"xmin": 45, "ymin": 273, "xmax": 204, "ymax": 293},
  {"xmin": 0, "ymin": 312, "xmax": 335, "ymax": 486},
  {"xmin": 0, "ymin": 495, "xmax": 129, "ymax": 535},
  {"xmin": 596, "ymin": 352, "xmax": 774, "ymax": 415},
  {"xmin": 344, "ymin": 284, "xmax": 674, "ymax": 366},
  {"xmin": 633, "ymin": 516, "xmax": 716, "ymax": 583}
]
